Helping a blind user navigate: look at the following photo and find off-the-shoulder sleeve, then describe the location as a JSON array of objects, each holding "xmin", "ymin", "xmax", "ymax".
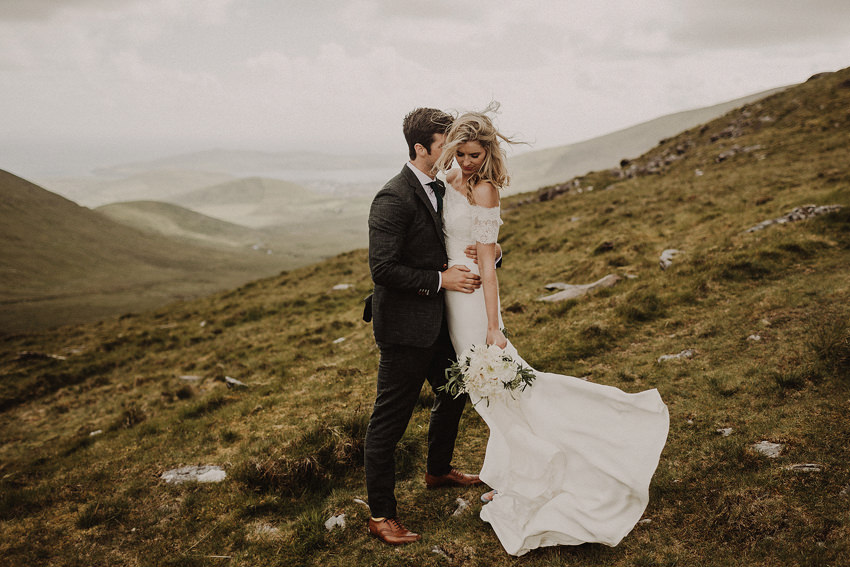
[{"xmin": 471, "ymin": 205, "xmax": 503, "ymax": 244}]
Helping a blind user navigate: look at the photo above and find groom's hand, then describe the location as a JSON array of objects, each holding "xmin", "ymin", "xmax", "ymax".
[
  {"xmin": 441, "ymin": 265, "xmax": 481, "ymax": 293},
  {"xmin": 464, "ymin": 243, "xmax": 502, "ymax": 265}
]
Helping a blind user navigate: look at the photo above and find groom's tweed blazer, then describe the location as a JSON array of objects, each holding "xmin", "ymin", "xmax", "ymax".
[{"xmin": 368, "ymin": 165, "xmax": 448, "ymax": 347}]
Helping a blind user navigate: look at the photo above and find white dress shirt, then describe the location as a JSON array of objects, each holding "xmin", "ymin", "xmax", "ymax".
[{"xmin": 406, "ymin": 161, "xmax": 440, "ymax": 211}]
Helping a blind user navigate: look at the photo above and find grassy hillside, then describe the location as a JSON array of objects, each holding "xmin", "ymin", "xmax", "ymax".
[
  {"xmin": 0, "ymin": 68, "xmax": 848, "ymax": 567},
  {"xmin": 96, "ymin": 200, "xmax": 365, "ymax": 275},
  {"xmin": 0, "ymin": 173, "xmax": 289, "ymax": 334},
  {"xmin": 506, "ymin": 86, "xmax": 788, "ymax": 196}
]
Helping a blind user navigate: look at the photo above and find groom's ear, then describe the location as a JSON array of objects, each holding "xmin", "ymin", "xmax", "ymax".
[{"xmin": 413, "ymin": 142, "xmax": 427, "ymax": 158}]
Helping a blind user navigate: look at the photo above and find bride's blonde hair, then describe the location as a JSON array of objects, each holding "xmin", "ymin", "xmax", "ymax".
[{"xmin": 436, "ymin": 102, "xmax": 519, "ymax": 202}]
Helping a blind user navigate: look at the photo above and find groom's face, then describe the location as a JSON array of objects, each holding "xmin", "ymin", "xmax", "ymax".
[{"xmin": 423, "ymin": 133, "xmax": 446, "ymax": 175}]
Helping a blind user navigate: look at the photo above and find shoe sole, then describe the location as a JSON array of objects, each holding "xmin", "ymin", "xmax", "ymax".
[
  {"xmin": 425, "ymin": 479, "xmax": 483, "ymax": 489},
  {"xmin": 369, "ymin": 531, "xmax": 420, "ymax": 545}
]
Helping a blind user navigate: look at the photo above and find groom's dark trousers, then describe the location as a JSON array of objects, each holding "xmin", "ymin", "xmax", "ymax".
[{"xmin": 364, "ymin": 165, "xmax": 467, "ymax": 520}]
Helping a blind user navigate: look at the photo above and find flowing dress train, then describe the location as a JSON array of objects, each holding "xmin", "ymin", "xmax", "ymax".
[{"xmin": 442, "ymin": 185, "xmax": 669, "ymax": 556}]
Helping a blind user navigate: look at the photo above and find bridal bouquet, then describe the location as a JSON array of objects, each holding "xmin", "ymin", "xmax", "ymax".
[{"xmin": 441, "ymin": 344, "xmax": 536, "ymax": 404}]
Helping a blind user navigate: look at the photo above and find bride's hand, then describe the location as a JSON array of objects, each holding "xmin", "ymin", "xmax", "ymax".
[{"xmin": 487, "ymin": 328, "xmax": 507, "ymax": 349}]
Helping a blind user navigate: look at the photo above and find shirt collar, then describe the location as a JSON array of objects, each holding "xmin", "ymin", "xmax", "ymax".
[{"xmin": 406, "ymin": 161, "xmax": 437, "ymax": 190}]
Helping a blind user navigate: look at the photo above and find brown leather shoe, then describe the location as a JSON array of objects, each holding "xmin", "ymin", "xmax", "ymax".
[
  {"xmin": 424, "ymin": 468, "xmax": 482, "ymax": 489},
  {"xmin": 368, "ymin": 517, "xmax": 421, "ymax": 545}
]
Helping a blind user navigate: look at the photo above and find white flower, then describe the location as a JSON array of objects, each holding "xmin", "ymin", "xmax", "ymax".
[{"xmin": 446, "ymin": 344, "xmax": 536, "ymax": 402}]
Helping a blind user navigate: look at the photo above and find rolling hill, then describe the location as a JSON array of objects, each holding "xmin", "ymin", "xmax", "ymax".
[
  {"xmin": 95, "ymin": 199, "xmax": 357, "ymax": 268},
  {"xmin": 167, "ymin": 177, "xmax": 373, "ymax": 245},
  {"xmin": 95, "ymin": 200, "xmax": 283, "ymax": 250},
  {"xmin": 0, "ymin": 172, "xmax": 288, "ymax": 333},
  {"xmin": 167, "ymin": 176, "xmax": 325, "ymax": 228},
  {"xmin": 0, "ymin": 67, "xmax": 847, "ymax": 566}
]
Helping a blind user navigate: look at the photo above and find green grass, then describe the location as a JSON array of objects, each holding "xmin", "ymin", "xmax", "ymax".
[{"xmin": 0, "ymin": 68, "xmax": 849, "ymax": 566}]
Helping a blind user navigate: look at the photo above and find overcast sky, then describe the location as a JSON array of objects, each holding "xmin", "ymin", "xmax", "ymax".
[{"xmin": 2, "ymin": 0, "xmax": 849, "ymax": 177}]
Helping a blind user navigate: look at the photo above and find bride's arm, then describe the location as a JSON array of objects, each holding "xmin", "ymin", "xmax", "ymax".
[{"xmin": 472, "ymin": 182, "xmax": 507, "ymax": 349}]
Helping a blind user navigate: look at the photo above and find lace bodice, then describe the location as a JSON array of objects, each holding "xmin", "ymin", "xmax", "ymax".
[{"xmin": 443, "ymin": 185, "xmax": 503, "ymax": 267}]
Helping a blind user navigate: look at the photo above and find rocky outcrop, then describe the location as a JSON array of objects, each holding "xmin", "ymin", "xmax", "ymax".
[
  {"xmin": 716, "ymin": 144, "xmax": 765, "ymax": 163},
  {"xmin": 745, "ymin": 204, "xmax": 843, "ymax": 233},
  {"xmin": 610, "ymin": 140, "xmax": 694, "ymax": 180}
]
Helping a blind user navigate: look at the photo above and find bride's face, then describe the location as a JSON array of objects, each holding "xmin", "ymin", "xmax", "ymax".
[{"xmin": 456, "ymin": 140, "xmax": 487, "ymax": 177}]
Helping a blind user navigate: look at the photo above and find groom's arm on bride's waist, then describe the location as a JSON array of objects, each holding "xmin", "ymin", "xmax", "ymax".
[{"xmin": 369, "ymin": 190, "xmax": 441, "ymax": 294}]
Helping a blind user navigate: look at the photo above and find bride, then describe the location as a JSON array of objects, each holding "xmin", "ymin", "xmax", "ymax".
[{"xmin": 435, "ymin": 105, "xmax": 670, "ymax": 556}]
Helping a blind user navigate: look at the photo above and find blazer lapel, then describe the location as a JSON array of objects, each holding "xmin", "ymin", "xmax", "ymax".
[{"xmin": 402, "ymin": 166, "xmax": 445, "ymax": 239}]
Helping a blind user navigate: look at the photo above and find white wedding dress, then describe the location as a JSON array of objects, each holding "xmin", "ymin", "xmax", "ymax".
[{"xmin": 442, "ymin": 186, "xmax": 670, "ymax": 556}]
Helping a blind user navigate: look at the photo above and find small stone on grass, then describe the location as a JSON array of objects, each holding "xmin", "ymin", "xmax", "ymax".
[
  {"xmin": 452, "ymin": 497, "xmax": 470, "ymax": 517},
  {"xmin": 658, "ymin": 349, "xmax": 696, "ymax": 362},
  {"xmin": 224, "ymin": 376, "xmax": 248, "ymax": 388},
  {"xmin": 161, "ymin": 465, "xmax": 226, "ymax": 484},
  {"xmin": 751, "ymin": 441, "xmax": 783, "ymax": 458},
  {"xmin": 785, "ymin": 463, "xmax": 822, "ymax": 473},
  {"xmin": 324, "ymin": 514, "xmax": 346, "ymax": 531}
]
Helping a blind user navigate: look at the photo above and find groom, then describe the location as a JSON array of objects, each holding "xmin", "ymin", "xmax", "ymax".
[{"xmin": 364, "ymin": 107, "xmax": 483, "ymax": 545}]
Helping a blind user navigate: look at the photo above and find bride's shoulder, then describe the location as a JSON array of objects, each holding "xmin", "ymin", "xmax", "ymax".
[
  {"xmin": 446, "ymin": 169, "xmax": 460, "ymax": 184},
  {"xmin": 471, "ymin": 181, "xmax": 499, "ymax": 208}
]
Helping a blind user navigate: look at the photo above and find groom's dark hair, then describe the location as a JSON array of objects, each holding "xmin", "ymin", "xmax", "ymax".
[{"xmin": 403, "ymin": 108, "xmax": 453, "ymax": 160}]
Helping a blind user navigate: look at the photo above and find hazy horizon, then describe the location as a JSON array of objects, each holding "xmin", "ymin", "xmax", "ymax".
[
  {"xmin": 1, "ymin": 81, "xmax": 800, "ymax": 181},
  {"xmin": 3, "ymin": 1, "xmax": 849, "ymax": 180}
]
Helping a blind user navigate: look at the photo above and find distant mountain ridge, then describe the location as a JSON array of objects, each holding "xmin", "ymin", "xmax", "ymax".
[
  {"xmin": 39, "ymin": 169, "xmax": 235, "ymax": 208},
  {"xmin": 93, "ymin": 149, "xmax": 402, "ymax": 178}
]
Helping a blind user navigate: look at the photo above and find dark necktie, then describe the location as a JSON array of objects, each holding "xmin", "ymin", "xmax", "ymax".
[{"xmin": 428, "ymin": 179, "xmax": 445, "ymax": 213}]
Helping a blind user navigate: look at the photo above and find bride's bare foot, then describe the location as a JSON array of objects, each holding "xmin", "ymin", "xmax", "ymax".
[{"xmin": 480, "ymin": 489, "xmax": 498, "ymax": 503}]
